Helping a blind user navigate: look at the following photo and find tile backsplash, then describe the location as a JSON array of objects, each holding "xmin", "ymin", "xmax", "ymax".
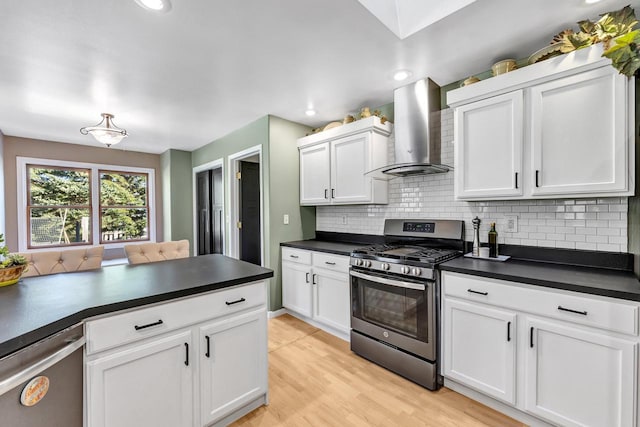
[{"xmin": 316, "ymin": 109, "xmax": 628, "ymax": 252}]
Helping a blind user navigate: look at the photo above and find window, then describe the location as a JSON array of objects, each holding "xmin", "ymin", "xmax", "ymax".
[{"xmin": 18, "ymin": 158, "xmax": 156, "ymax": 251}]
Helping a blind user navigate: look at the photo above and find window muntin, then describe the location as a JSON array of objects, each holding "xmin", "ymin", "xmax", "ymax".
[{"xmin": 27, "ymin": 165, "xmax": 92, "ymax": 248}]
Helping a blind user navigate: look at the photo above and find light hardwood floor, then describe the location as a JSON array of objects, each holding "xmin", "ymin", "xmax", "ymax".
[{"xmin": 231, "ymin": 314, "xmax": 526, "ymax": 427}]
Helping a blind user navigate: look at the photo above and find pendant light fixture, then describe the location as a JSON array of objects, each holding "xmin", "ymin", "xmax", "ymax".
[{"xmin": 80, "ymin": 113, "xmax": 128, "ymax": 147}]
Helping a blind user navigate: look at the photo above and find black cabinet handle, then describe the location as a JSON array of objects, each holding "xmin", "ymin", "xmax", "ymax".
[
  {"xmin": 467, "ymin": 289, "xmax": 488, "ymax": 296},
  {"xmin": 535, "ymin": 170, "xmax": 540, "ymax": 187},
  {"xmin": 507, "ymin": 321, "xmax": 511, "ymax": 342},
  {"xmin": 331, "ymin": 189, "xmax": 335, "ymax": 198},
  {"xmin": 305, "ymin": 272, "xmax": 310, "ymax": 283},
  {"xmin": 225, "ymin": 297, "xmax": 246, "ymax": 306},
  {"xmin": 324, "ymin": 189, "xmax": 328, "ymax": 199},
  {"xmin": 184, "ymin": 343, "xmax": 189, "ymax": 366},
  {"xmin": 558, "ymin": 305, "xmax": 588, "ymax": 316},
  {"xmin": 205, "ymin": 336, "xmax": 210, "ymax": 358},
  {"xmin": 289, "ymin": 254, "xmax": 299, "ymax": 258},
  {"xmin": 325, "ymin": 261, "xmax": 336, "ymax": 265},
  {"xmin": 530, "ymin": 327, "xmax": 534, "ymax": 348},
  {"xmin": 134, "ymin": 319, "xmax": 163, "ymax": 331},
  {"xmin": 515, "ymin": 172, "xmax": 518, "ymax": 189},
  {"xmin": 312, "ymin": 274, "xmax": 317, "ymax": 285}
]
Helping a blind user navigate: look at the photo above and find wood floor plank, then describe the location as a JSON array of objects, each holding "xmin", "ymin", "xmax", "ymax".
[{"xmin": 231, "ymin": 314, "xmax": 526, "ymax": 427}]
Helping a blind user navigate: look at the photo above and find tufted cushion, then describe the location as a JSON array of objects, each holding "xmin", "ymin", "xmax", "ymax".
[
  {"xmin": 19, "ymin": 246, "xmax": 105, "ymax": 277},
  {"xmin": 124, "ymin": 240, "xmax": 190, "ymax": 265}
]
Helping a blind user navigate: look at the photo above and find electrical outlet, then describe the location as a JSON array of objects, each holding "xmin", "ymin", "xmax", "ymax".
[
  {"xmin": 505, "ymin": 215, "xmax": 518, "ymax": 233},
  {"xmin": 283, "ymin": 214, "xmax": 289, "ymax": 225},
  {"xmin": 341, "ymin": 215, "xmax": 348, "ymax": 225}
]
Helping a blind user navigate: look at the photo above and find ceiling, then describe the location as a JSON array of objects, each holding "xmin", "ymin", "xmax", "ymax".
[{"xmin": 0, "ymin": 0, "xmax": 636, "ymax": 154}]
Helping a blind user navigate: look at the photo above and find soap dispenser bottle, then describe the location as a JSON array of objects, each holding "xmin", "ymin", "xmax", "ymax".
[{"xmin": 488, "ymin": 222, "xmax": 498, "ymax": 258}]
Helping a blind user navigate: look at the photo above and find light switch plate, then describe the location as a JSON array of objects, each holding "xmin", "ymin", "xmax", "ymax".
[
  {"xmin": 505, "ymin": 215, "xmax": 518, "ymax": 233},
  {"xmin": 283, "ymin": 214, "xmax": 289, "ymax": 225}
]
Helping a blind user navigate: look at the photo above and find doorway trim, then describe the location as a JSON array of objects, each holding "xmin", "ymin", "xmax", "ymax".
[
  {"xmin": 228, "ymin": 145, "xmax": 264, "ymax": 266},
  {"xmin": 192, "ymin": 159, "xmax": 224, "ymax": 256}
]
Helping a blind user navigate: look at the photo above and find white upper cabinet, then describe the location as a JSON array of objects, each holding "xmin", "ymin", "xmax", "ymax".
[
  {"xmin": 454, "ymin": 91, "xmax": 523, "ymax": 199},
  {"xmin": 530, "ymin": 67, "xmax": 629, "ymax": 196},
  {"xmin": 448, "ymin": 44, "xmax": 634, "ymax": 201},
  {"xmin": 298, "ymin": 116, "xmax": 390, "ymax": 206}
]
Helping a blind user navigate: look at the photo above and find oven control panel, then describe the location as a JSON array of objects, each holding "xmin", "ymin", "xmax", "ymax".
[
  {"xmin": 402, "ymin": 222, "xmax": 435, "ymax": 233},
  {"xmin": 350, "ymin": 257, "xmax": 434, "ymax": 280}
]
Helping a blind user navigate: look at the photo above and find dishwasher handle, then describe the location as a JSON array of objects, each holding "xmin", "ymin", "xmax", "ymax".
[{"xmin": 0, "ymin": 335, "xmax": 86, "ymax": 397}]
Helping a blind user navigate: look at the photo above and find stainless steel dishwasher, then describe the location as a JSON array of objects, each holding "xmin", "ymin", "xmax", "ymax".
[{"xmin": 0, "ymin": 324, "xmax": 85, "ymax": 426}]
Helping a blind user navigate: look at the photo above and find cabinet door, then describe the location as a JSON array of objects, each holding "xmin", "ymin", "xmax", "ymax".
[
  {"xmin": 299, "ymin": 142, "xmax": 331, "ymax": 205},
  {"xmin": 454, "ymin": 91, "xmax": 523, "ymax": 199},
  {"xmin": 312, "ymin": 267, "xmax": 350, "ymax": 334},
  {"xmin": 281, "ymin": 261, "xmax": 312, "ymax": 317},
  {"xmin": 443, "ymin": 298, "xmax": 517, "ymax": 405},
  {"xmin": 530, "ymin": 67, "xmax": 630, "ymax": 196},
  {"xmin": 200, "ymin": 309, "xmax": 267, "ymax": 426},
  {"xmin": 331, "ymin": 132, "xmax": 372, "ymax": 203},
  {"xmin": 86, "ymin": 331, "xmax": 193, "ymax": 427},
  {"xmin": 525, "ymin": 318, "xmax": 637, "ymax": 427}
]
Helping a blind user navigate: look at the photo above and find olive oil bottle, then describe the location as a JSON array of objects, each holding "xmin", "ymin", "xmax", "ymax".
[{"xmin": 488, "ymin": 222, "xmax": 498, "ymax": 258}]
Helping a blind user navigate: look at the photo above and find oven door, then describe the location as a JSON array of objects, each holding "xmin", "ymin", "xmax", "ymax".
[{"xmin": 350, "ymin": 269, "xmax": 435, "ymax": 361}]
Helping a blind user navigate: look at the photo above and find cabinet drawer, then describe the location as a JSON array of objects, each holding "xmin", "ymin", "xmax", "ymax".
[
  {"xmin": 86, "ymin": 281, "xmax": 266, "ymax": 355},
  {"xmin": 443, "ymin": 272, "xmax": 639, "ymax": 336},
  {"xmin": 282, "ymin": 247, "xmax": 311, "ymax": 265},
  {"xmin": 312, "ymin": 252, "xmax": 349, "ymax": 273}
]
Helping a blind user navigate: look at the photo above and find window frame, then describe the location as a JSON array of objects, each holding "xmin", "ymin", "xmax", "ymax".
[
  {"xmin": 25, "ymin": 164, "xmax": 94, "ymax": 249},
  {"xmin": 17, "ymin": 157, "xmax": 156, "ymax": 252}
]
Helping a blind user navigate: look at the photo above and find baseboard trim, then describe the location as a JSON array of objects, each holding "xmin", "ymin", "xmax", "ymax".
[
  {"xmin": 268, "ymin": 308, "xmax": 287, "ymax": 319},
  {"xmin": 444, "ymin": 379, "xmax": 552, "ymax": 427}
]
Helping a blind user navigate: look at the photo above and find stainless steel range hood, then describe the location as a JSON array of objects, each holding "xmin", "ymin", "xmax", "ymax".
[{"xmin": 371, "ymin": 78, "xmax": 450, "ymax": 178}]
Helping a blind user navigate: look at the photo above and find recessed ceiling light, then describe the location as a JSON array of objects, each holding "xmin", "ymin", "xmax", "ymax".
[
  {"xmin": 135, "ymin": 0, "xmax": 172, "ymax": 12},
  {"xmin": 584, "ymin": 0, "xmax": 602, "ymax": 3},
  {"xmin": 393, "ymin": 70, "xmax": 412, "ymax": 81},
  {"xmin": 305, "ymin": 109, "xmax": 316, "ymax": 117}
]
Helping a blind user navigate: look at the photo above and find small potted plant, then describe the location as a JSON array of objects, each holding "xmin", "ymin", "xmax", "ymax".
[{"xmin": 0, "ymin": 234, "xmax": 28, "ymax": 287}]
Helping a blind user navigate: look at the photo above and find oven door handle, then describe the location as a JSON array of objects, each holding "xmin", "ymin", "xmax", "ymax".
[
  {"xmin": 0, "ymin": 335, "xmax": 85, "ymax": 397},
  {"xmin": 350, "ymin": 270, "xmax": 426, "ymax": 291}
]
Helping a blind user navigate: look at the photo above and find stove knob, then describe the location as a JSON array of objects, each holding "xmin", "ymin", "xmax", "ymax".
[
  {"xmin": 412, "ymin": 268, "xmax": 422, "ymax": 276},
  {"xmin": 355, "ymin": 259, "xmax": 363, "ymax": 266},
  {"xmin": 381, "ymin": 263, "xmax": 390, "ymax": 271},
  {"xmin": 401, "ymin": 266, "xmax": 409, "ymax": 274},
  {"xmin": 364, "ymin": 260, "xmax": 372, "ymax": 268}
]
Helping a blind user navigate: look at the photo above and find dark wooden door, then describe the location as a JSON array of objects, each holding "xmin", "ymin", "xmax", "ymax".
[{"xmin": 239, "ymin": 161, "xmax": 261, "ymax": 265}]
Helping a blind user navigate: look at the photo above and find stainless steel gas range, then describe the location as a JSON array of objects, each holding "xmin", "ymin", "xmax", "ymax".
[{"xmin": 349, "ymin": 219, "xmax": 464, "ymax": 390}]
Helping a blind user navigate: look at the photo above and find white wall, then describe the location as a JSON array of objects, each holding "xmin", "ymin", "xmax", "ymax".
[
  {"xmin": 0, "ymin": 130, "xmax": 5, "ymax": 234},
  {"xmin": 316, "ymin": 109, "xmax": 628, "ymax": 252}
]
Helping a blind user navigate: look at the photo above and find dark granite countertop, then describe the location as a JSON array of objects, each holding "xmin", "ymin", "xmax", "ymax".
[
  {"xmin": 280, "ymin": 240, "xmax": 365, "ymax": 256},
  {"xmin": 0, "ymin": 254, "xmax": 273, "ymax": 359},
  {"xmin": 440, "ymin": 257, "xmax": 640, "ymax": 301}
]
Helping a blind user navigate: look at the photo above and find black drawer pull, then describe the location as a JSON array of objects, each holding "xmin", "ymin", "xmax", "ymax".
[
  {"xmin": 289, "ymin": 254, "xmax": 299, "ymax": 258},
  {"xmin": 530, "ymin": 327, "xmax": 534, "ymax": 348},
  {"xmin": 331, "ymin": 189, "xmax": 335, "ymax": 198},
  {"xmin": 324, "ymin": 189, "xmax": 328, "ymax": 199},
  {"xmin": 325, "ymin": 261, "xmax": 336, "ymax": 265},
  {"xmin": 507, "ymin": 321, "xmax": 511, "ymax": 342},
  {"xmin": 205, "ymin": 336, "xmax": 210, "ymax": 358},
  {"xmin": 515, "ymin": 172, "xmax": 518, "ymax": 189},
  {"xmin": 535, "ymin": 170, "xmax": 540, "ymax": 188},
  {"xmin": 225, "ymin": 297, "xmax": 246, "ymax": 306},
  {"xmin": 305, "ymin": 272, "xmax": 310, "ymax": 283},
  {"xmin": 312, "ymin": 274, "xmax": 317, "ymax": 285},
  {"xmin": 134, "ymin": 319, "xmax": 163, "ymax": 331},
  {"xmin": 558, "ymin": 306, "xmax": 588, "ymax": 316},
  {"xmin": 467, "ymin": 289, "xmax": 488, "ymax": 296},
  {"xmin": 184, "ymin": 343, "xmax": 189, "ymax": 366}
]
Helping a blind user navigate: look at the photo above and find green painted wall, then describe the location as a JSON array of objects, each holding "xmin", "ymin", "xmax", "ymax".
[
  {"xmin": 628, "ymin": 79, "xmax": 640, "ymax": 275},
  {"xmin": 268, "ymin": 116, "xmax": 315, "ymax": 309},
  {"xmin": 161, "ymin": 149, "xmax": 193, "ymax": 245}
]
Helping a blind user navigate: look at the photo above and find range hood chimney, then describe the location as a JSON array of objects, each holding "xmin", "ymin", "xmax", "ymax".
[{"xmin": 377, "ymin": 78, "xmax": 450, "ymax": 177}]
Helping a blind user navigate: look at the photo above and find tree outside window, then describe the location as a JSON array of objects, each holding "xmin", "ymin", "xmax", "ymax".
[{"xmin": 99, "ymin": 171, "xmax": 149, "ymax": 243}]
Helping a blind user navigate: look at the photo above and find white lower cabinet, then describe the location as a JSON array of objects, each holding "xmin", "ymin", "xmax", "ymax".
[
  {"xmin": 443, "ymin": 299, "xmax": 516, "ymax": 404},
  {"xmin": 442, "ymin": 271, "xmax": 639, "ymax": 427},
  {"xmin": 525, "ymin": 317, "xmax": 637, "ymax": 427},
  {"xmin": 200, "ymin": 309, "xmax": 268, "ymax": 426},
  {"xmin": 86, "ymin": 330, "xmax": 194, "ymax": 427},
  {"xmin": 86, "ymin": 281, "xmax": 268, "ymax": 427},
  {"xmin": 281, "ymin": 247, "xmax": 350, "ymax": 337}
]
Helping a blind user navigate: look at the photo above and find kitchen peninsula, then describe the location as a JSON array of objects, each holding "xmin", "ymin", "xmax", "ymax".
[{"xmin": 0, "ymin": 254, "xmax": 273, "ymax": 427}]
